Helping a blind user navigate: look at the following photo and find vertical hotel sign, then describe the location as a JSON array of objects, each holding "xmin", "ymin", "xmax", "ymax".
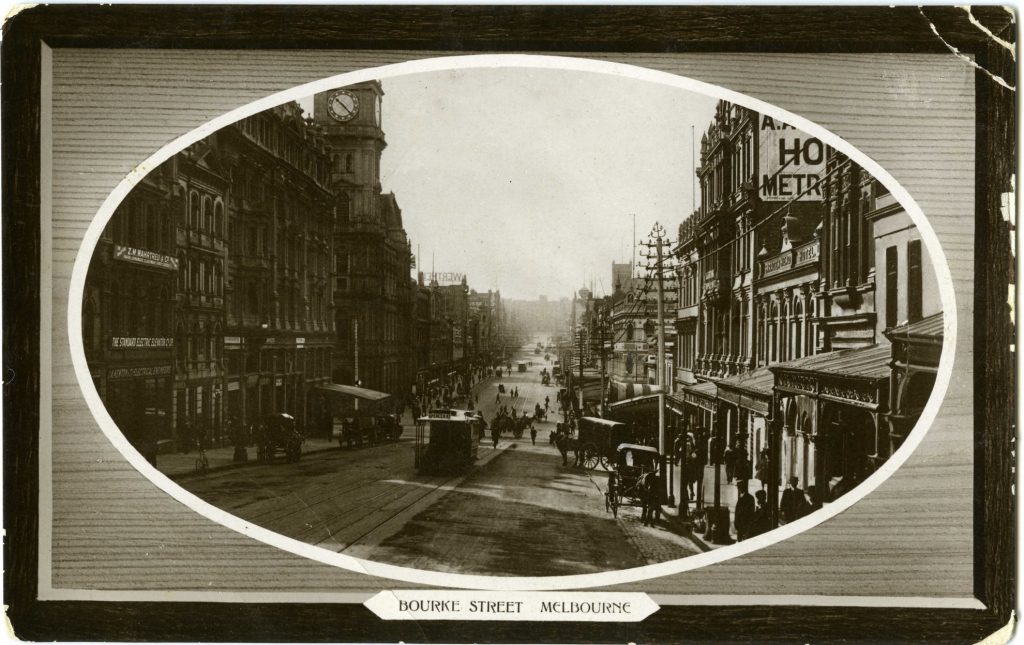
[{"xmin": 758, "ymin": 116, "xmax": 825, "ymax": 202}]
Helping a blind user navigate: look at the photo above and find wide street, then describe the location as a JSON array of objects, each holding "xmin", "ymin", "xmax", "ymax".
[{"xmin": 179, "ymin": 340, "xmax": 702, "ymax": 576}]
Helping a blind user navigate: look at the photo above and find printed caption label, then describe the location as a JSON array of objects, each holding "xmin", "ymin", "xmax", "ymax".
[{"xmin": 365, "ymin": 590, "xmax": 658, "ymax": 622}]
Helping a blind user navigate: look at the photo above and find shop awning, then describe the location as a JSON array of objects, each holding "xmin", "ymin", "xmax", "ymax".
[
  {"xmin": 672, "ymin": 380, "xmax": 718, "ymax": 412},
  {"xmin": 581, "ymin": 381, "xmax": 604, "ymax": 402},
  {"xmin": 770, "ymin": 343, "xmax": 891, "ymax": 410},
  {"xmin": 884, "ymin": 313, "xmax": 944, "ymax": 344},
  {"xmin": 317, "ymin": 383, "xmax": 393, "ymax": 402},
  {"xmin": 716, "ymin": 366, "xmax": 774, "ymax": 415},
  {"xmin": 607, "ymin": 393, "xmax": 661, "ymax": 415},
  {"xmin": 772, "ymin": 343, "xmax": 891, "ymax": 381},
  {"xmin": 607, "ymin": 380, "xmax": 663, "ymax": 403}
]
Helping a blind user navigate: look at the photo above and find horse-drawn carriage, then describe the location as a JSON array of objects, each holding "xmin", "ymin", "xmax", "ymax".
[
  {"xmin": 491, "ymin": 414, "xmax": 529, "ymax": 439},
  {"xmin": 605, "ymin": 443, "xmax": 661, "ymax": 518},
  {"xmin": 256, "ymin": 413, "xmax": 304, "ymax": 463},
  {"xmin": 575, "ymin": 416, "xmax": 632, "ymax": 470}
]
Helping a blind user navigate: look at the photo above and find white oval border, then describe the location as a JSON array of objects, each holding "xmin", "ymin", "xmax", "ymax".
[{"xmin": 66, "ymin": 54, "xmax": 958, "ymax": 592}]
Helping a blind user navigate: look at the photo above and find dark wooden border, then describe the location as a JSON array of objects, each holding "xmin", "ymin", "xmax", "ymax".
[{"xmin": 3, "ymin": 5, "xmax": 1015, "ymax": 643}]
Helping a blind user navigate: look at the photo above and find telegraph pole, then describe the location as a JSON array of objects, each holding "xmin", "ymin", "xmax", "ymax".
[
  {"xmin": 645, "ymin": 223, "xmax": 676, "ymax": 508},
  {"xmin": 654, "ymin": 225, "xmax": 673, "ymax": 507}
]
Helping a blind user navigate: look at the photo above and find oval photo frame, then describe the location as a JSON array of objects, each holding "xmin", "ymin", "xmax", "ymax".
[{"xmin": 67, "ymin": 54, "xmax": 957, "ymax": 592}]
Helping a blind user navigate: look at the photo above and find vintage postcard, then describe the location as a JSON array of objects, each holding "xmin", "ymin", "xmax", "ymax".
[{"xmin": 4, "ymin": 5, "xmax": 1015, "ymax": 643}]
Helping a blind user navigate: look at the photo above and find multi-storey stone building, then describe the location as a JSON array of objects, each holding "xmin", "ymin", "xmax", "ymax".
[
  {"xmin": 86, "ymin": 162, "xmax": 180, "ymax": 457},
  {"xmin": 313, "ymin": 82, "xmax": 414, "ymax": 398},
  {"xmin": 219, "ymin": 103, "xmax": 336, "ymax": 438}
]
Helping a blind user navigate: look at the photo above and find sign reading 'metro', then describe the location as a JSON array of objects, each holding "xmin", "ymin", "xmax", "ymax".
[{"xmin": 758, "ymin": 116, "xmax": 825, "ymax": 202}]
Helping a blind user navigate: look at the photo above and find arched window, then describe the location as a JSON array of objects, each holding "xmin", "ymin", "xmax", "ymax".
[
  {"xmin": 247, "ymin": 282, "xmax": 259, "ymax": 315},
  {"xmin": 188, "ymin": 321, "xmax": 197, "ymax": 362},
  {"xmin": 189, "ymin": 191, "xmax": 200, "ymax": 229},
  {"xmin": 135, "ymin": 286, "xmax": 149, "ymax": 336},
  {"xmin": 210, "ymin": 323, "xmax": 221, "ymax": 362},
  {"xmin": 161, "ymin": 206, "xmax": 172, "ymax": 253},
  {"xmin": 175, "ymin": 322, "xmax": 186, "ymax": 370},
  {"xmin": 213, "ymin": 264, "xmax": 222, "ymax": 296},
  {"xmin": 337, "ymin": 193, "xmax": 350, "ymax": 222},
  {"xmin": 794, "ymin": 298, "xmax": 805, "ymax": 359},
  {"xmin": 345, "ymin": 153, "xmax": 354, "ymax": 173},
  {"xmin": 202, "ymin": 196, "xmax": 213, "ymax": 232},
  {"xmin": 178, "ymin": 255, "xmax": 188, "ymax": 292},
  {"xmin": 197, "ymin": 322, "xmax": 207, "ymax": 361},
  {"xmin": 625, "ymin": 322, "xmax": 635, "ymax": 342},
  {"xmin": 157, "ymin": 288, "xmax": 170, "ymax": 335},
  {"xmin": 214, "ymin": 200, "xmax": 224, "ymax": 237},
  {"xmin": 145, "ymin": 203, "xmax": 157, "ymax": 250}
]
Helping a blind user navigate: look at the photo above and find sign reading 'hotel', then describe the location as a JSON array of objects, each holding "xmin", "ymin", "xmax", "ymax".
[{"xmin": 114, "ymin": 245, "xmax": 179, "ymax": 270}]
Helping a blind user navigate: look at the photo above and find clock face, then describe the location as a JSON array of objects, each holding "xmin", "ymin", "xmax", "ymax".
[{"xmin": 327, "ymin": 90, "xmax": 359, "ymax": 122}]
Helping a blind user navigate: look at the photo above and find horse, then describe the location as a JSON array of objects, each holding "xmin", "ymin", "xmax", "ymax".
[
  {"xmin": 637, "ymin": 470, "xmax": 665, "ymax": 527},
  {"xmin": 553, "ymin": 431, "xmax": 580, "ymax": 467}
]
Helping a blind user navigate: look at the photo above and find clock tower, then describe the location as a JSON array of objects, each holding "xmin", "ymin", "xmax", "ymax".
[{"xmin": 313, "ymin": 81, "xmax": 386, "ymax": 213}]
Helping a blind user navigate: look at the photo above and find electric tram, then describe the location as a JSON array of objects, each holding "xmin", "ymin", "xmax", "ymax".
[{"xmin": 414, "ymin": 409, "xmax": 482, "ymax": 475}]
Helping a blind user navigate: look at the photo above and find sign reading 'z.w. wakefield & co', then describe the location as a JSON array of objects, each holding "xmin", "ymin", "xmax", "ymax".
[
  {"xmin": 114, "ymin": 245, "xmax": 179, "ymax": 270},
  {"xmin": 110, "ymin": 337, "xmax": 174, "ymax": 349},
  {"xmin": 364, "ymin": 591, "xmax": 658, "ymax": 622},
  {"xmin": 758, "ymin": 116, "xmax": 825, "ymax": 202}
]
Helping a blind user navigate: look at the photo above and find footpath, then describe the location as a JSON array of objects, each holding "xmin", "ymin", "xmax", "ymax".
[
  {"xmin": 157, "ymin": 409, "xmax": 422, "ymax": 481},
  {"xmin": 156, "ymin": 376, "xmax": 498, "ymax": 482}
]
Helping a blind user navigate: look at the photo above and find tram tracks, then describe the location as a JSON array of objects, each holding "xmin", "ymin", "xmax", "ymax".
[{"xmin": 332, "ymin": 443, "xmax": 510, "ymax": 556}]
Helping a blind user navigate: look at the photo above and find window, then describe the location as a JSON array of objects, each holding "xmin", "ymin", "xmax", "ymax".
[
  {"xmin": 885, "ymin": 245, "xmax": 899, "ymax": 328},
  {"xmin": 907, "ymin": 240, "xmax": 923, "ymax": 323},
  {"xmin": 202, "ymin": 196, "xmax": 213, "ymax": 232},
  {"xmin": 189, "ymin": 191, "xmax": 200, "ymax": 229},
  {"xmin": 214, "ymin": 201, "xmax": 224, "ymax": 237}
]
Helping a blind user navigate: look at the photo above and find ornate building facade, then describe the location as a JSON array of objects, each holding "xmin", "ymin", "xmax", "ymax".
[
  {"xmin": 314, "ymin": 82, "xmax": 414, "ymax": 399},
  {"xmin": 219, "ymin": 103, "xmax": 336, "ymax": 438}
]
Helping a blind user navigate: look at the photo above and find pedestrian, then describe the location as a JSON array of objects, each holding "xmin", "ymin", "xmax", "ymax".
[
  {"xmin": 780, "ymin": 476, "xmax": 805, "ymax": 524},
  {"xmin": 733, "ymin": 480, "xmax": 755, "ymax": 541},
  {"xmin": 496, "ymin": 392, "xmax": 500, "ymax": 404},
  {"xmin": 686, "ymin": 450, "xmax": 701, "ymax": 499},
  {"xmin": 723, "ymin": 444, "xmax": 735, "ymax": 483},
  {"xmin": 755, "ymin": 449, "xmax": 770, "ymax": 491},
  {"xmin": 180, "ymin": 419, "xmax": 193, "ymax": 454},
  {"xmin": 735, "ymin": 445, "xmax": 752, "ymax": 482},
  {"xmin": 530, "ymin": 423, "xmax": 537, "ymax": 445},
  {"xmin": 751, "ymin": 490, "xmax": 771, "ymax": 537},
  {"xmin": 544, "ymin": 395, "xmax": 550, "ymax": 412},
  {"xmin": 639, "ymin": 470, "xmax": 665, "ymax": 527}
]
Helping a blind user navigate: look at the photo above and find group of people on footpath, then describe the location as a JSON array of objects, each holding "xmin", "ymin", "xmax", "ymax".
[{"xmin": 732, "ymin": 475, "xmax": 821, "ymax": 541}]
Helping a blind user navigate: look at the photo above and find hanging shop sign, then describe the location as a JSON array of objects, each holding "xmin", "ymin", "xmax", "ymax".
[
  {"xmin": 110, "ymin": 337, "xmax": 174, "ymax": 349},
  {"xmin": 113, "ymin": 245, "xmax": 179, "ymax": 270},
  {"xmin": 106, "ymin": 364, "xmax": 173, "ymax": 379}
]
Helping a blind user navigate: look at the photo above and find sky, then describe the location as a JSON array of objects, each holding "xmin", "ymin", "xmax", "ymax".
[{"xmin": 305, "ymin": 67, "xmax": 717, "ymax": 301}]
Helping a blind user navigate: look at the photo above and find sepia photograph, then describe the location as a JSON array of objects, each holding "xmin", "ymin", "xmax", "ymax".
[
  {"xmin": 4, "ymin": 5, "xmax": 1014, "ymax": 643},
  {"xmin": 82, "ymin": 70, "xmax": 945, "ymax": 576}
]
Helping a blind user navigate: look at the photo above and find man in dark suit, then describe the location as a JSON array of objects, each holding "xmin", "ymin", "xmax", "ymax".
[
  {"xmin": 733, "ymin": 480, "xmax": 755, "ymax": 541},
  {"xmin": 780, "ymin": 476, "xmax": 805, "ymax": 524}
]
